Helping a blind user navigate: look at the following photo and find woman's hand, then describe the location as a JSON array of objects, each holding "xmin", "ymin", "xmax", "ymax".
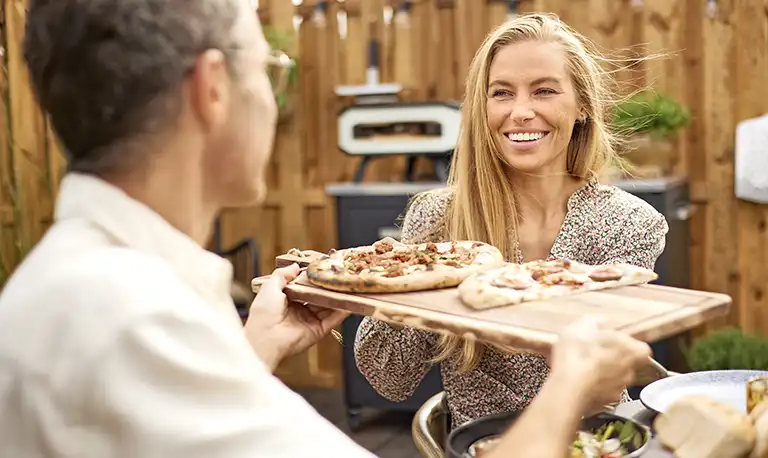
[
  {"xmin": 549, "ymin": 316, "xmax": 652, "ymax": 413},
  {"xmin": 244, "ymin": 264, "xmax": 349, "ymax": 371}
]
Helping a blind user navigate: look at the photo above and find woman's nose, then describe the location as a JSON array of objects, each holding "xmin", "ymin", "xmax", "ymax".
[{"xmin": 509, "ymin": 100, "xmax": 535, "ymax": 123}]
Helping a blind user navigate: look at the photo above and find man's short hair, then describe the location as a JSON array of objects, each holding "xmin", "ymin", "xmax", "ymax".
[{"xmin": 24, "ymin": 0, "xmax": 241, "ymax": 174}]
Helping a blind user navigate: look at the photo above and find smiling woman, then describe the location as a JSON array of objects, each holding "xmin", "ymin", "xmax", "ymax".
[
  {"xmin": 354, "ymin": 13, "xmax": 670, "ymax": 430},
  {"xmin": 486, "ymin": 42, "xmax": 583, "ymax": 173}
]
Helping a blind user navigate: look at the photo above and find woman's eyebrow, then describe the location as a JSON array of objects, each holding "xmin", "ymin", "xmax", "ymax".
[
  {"xmin": 530, "ymin": 76, "xmax": 563, "ymax": 86},
  {"xmin": 488, "ymin": 76, "xmax": 563, "ymax": 88}
]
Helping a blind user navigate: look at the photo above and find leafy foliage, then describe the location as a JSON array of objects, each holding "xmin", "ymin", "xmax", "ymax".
[
  {"xmin": 263, "ymin": 26, "xmax": 298, "ymax": 110},
  {"xmin": 687, "ymin": 327, "xmax": 768, "ymax": 371},
  {"xmin": 613, "ymin": 91, "xmax": 691, "ymax": 140}
]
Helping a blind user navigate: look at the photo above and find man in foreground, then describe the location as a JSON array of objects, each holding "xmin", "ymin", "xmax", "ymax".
[{"xmin": 0, "ymin": 0, "xmax": 651, "ymax": 457}]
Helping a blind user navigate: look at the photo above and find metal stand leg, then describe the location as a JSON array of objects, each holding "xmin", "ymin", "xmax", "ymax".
[
  {"xmin": 434, "ymin": 156, "xmax": 450, "ymax": 182},
  {"xmin": 405, "ymin": 156, "xmax": 417, "ymax": 182},
  {"xmin": 353, "ymin": 156, "xmax": 372, "ymax": 183},
  {"xmin": 347, "ymin": 407, "xmax": 363, "ymax": 432}
]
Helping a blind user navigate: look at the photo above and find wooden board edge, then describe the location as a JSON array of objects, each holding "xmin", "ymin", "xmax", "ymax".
[
  {"xmin": 283, "ymin": 282, "xmax": 560, "ymax": 353},
  {"xmin": 620, "ymin": 299, "xmax": 731, "ymax": 342}
]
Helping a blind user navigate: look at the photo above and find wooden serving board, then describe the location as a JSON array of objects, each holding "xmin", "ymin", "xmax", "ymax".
[{"xmin": 253, "ymin": 253, "xmax": 731, "ymax": 353}]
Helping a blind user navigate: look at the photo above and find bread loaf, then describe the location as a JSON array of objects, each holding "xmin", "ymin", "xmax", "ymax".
[
  {"xmin": 749, "ymin": 401, "xmax": 768, "ymax": 458},
  {"xmin": 654, "ymin": 395, "xmax": 755, "ymax": 458}
]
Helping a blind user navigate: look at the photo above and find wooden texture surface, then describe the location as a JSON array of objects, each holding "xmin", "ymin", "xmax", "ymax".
[
  {"xmin": 1, "ymin": 0, "xmax": 766, "ymax": 389},
  {"xmin": 255, "ymin": 268, "xmax": 732, "ymax": 354}
]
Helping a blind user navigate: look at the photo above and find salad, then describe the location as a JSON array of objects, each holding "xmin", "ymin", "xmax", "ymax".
[
  {"xmin": 571, "ymin": 420, "xmax": 647, "ymax": 458},
  {"xmin": 466, "ymin": 418, "xmax": 648, "ymax": 458}
]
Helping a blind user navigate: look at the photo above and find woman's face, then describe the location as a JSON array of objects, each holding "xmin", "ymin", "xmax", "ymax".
[{"xmin": 486, "ymin": 40, "xmax": 581, "ymax": 176}]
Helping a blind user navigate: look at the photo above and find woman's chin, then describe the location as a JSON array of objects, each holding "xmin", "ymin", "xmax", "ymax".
[{"xmin": 502, "ymin": 155, "xmax": 549, "ymax": 176}]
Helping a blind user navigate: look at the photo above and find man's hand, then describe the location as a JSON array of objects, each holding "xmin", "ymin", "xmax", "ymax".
[
  {"xmin": 244, "ymin": 264, "xmax": 349, "ymax": 370},
  {"xmin": 549, "ymin": 316, "xmax": 652, "ymax": 413},
  {"xmin": 485, "ymin": 317, "xmax": 652, "ymax": 458}
]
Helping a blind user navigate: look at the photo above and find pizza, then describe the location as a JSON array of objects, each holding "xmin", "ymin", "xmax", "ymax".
[
  {"xmin": 458, "ymin": 258, "xmax": 658, "ymax": 310},
  {"xmin": 305, "ymin": 237, "xmax": 505, "ymax": 293}
]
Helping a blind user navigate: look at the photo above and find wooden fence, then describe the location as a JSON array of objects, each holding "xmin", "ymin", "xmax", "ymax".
[{"xmin": 1, "ymin": 0, "xmax": 767, "ymax": 388}]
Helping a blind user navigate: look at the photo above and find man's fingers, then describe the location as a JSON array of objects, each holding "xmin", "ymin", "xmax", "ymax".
[
  {"xmin": 257, "ymin": 263, "xmax": 301, "ymax": 296},
  {"xmin": 320, "ymin": 310, "xmax": 350, "ymax": 332},
  {"xmin": 272, "ymin": 263, "xmax": 301, "ymax": 284},
  {"xmin": 566, "ymin": 315, "xmax": 608, "ymax": 334},
  {"xmin": 261, "ymin": 270, "xmax": 289, "ymax": 293},
  {"xmin": 632, "ymin": 340, "xmax": 653, "ymax": 362}
]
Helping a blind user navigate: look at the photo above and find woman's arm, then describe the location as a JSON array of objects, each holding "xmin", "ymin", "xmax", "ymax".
[
  {"xmin": 354, "ymin": 317, "xmax": 439, "ymax": 401},
  {"xmin": 606, "ymin": 207, "xmax": 669, "ymax": 270},
  {"xmin": 353, "ymin": 190, "xmax": 450, "ymax": 401}
]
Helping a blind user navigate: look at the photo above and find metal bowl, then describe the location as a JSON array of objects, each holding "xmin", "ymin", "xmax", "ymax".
[{"xmin": 446, "ymin": 411, "xmax": 651, "ymax": 458}]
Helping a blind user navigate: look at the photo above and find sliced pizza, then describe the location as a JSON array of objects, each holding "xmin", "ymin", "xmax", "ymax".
[
  {"xmin": 306, "ymin": 237, "xmax": 506, "ymax": 294},
  {"xmin": 458, "ymin": 259, "xmax": 658, "ymax": 309}
]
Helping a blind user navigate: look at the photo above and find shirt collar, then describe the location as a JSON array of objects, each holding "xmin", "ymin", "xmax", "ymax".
[{"xmin": 55, "ymin": 173, "xmax": 234, "ymax": 306}]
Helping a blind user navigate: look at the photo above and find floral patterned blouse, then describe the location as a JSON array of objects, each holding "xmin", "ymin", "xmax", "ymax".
[{"xmin": 354, "ymin": 180, "xmax": 669, "ymax": 429}]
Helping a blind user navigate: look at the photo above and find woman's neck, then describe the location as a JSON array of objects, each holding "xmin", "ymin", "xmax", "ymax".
[{"xmin": 511, "ymin": 173, "xmax": 585, "ymax": 222}]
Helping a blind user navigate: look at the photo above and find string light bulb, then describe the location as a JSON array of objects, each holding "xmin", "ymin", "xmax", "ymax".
[{"xmin": 706, "ymin": 0, "xmax": 717, "ymax": 18}]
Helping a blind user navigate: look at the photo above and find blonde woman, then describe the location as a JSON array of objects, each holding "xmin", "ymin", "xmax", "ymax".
[{"xmin": 354, "ymin": 14, "xmax": 668, "ymax": 429}]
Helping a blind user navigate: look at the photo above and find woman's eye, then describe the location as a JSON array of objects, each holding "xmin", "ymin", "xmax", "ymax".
[
  {"xmin": 536, "ymin": 88, "xmax": 556, "ymax": 96},
  {"xmin": 492, "ymin": 89, "xmax": 511, "ymax": 97}
]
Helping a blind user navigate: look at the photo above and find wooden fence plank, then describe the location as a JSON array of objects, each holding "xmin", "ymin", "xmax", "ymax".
[{"xmin": 699, "ymin": 1, "xmax": 740, "ymax": 330}]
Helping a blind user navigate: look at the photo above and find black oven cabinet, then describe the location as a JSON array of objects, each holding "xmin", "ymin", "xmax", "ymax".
[{"xmin": 325, "ymin": 177, "xmax": 692, "ymax": 430}]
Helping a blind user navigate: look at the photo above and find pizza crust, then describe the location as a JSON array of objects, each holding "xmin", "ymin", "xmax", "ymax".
[
  {"xmin": 306, "ymin": 238, "xmax": 505, "ymax": 294},
  {"xmin": 458, "ymin": 259, "xmax": 659, "ymax": 310}
]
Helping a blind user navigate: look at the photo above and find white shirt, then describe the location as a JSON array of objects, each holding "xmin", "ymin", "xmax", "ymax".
[{"xmin": 0, "ymin": 173, "xmax": 374, "ymax": 458}]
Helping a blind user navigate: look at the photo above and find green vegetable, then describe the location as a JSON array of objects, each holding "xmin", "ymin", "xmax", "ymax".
[
  {"xmin": 618, "ymin": 420, "xmax": 636, "ymax": 443},
  {"xmin": 633, "ymin": 432, "xmax": 644, "ymax": 450},
  {"xmin": 600, "ymin": 423, "xmax": 614, "ymax": 441}
]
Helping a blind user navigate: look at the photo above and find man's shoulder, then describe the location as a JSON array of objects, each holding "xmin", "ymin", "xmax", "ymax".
[{"xmin": 1, "ymin": 243, "xmax": 189, "ymax": 320}]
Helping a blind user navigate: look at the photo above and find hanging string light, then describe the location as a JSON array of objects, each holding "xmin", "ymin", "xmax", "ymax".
[
  {"xmin": 706, "ymin": 0, "xmax": 717, "ymax": 19},
  {"xmin": 507, "ymin": 0, "xmax": 519, "ymax": 21}
]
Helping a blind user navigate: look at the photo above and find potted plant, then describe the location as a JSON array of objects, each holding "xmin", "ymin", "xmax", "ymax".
[
  {"xmin": 612, "ymin": 91, "xmax": 691, "ymax": 178},
  {"xmin": 687, "ymin": 327, "xmax": 768, "ymax": 371},
  {"xmin": 263, "ymin": 26, "xmax": 298, "ymax": 125}
]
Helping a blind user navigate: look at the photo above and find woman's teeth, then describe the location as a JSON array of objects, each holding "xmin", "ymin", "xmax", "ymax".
[{"xmin": 507, "ymin": 132, "xmax": 546, "ymax": 142}]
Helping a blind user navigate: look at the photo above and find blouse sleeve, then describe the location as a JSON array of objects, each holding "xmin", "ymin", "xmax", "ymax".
[
  {"xmin": 353, "ymin": 190, "xmax": 447, "ymax": 402},
  {"xmin": 603, "ymin": 206, "xmax": 669, "ymax": 270}
]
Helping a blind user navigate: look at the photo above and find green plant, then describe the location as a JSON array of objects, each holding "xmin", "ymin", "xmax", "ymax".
[
  {"xmin": 613, "ymin": 91, "xmax": 691, "ymax": 140},
  {"xmin": 262, "ymin": 26, "xmax": 298, "ymax": 110},
  {"xmin": 687, "ymin": 327, "xmax": 768, "ymax": 371}
]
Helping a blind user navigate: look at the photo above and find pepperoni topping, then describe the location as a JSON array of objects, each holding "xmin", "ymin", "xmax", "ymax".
[
  {"xmin": 491, "ymin": 273, "xmax": 533, "ymax": 290},
  {"xmin": 588, "ymin": 266, "xmax": 624, "ymax": 282}
]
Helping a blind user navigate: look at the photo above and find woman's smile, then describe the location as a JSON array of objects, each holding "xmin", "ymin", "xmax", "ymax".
[{"xmin": 503, "ymin": 130, "xmax": 551, "ymax": 152}]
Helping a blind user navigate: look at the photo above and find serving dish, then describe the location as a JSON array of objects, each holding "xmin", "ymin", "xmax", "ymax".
[{"xmin": 446, "ymin": 411, "xmax": 651, "ymax": 458}]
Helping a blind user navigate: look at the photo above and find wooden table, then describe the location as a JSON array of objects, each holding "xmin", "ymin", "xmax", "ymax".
[{"xmin": 254, "ymin": 254, "xmax": 732, "ymax": 353}]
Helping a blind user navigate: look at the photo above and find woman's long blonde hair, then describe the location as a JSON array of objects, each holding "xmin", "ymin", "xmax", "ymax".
[{"xmin": 434, "ymin": 13, "xmax": 627, "ymax": 372}]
